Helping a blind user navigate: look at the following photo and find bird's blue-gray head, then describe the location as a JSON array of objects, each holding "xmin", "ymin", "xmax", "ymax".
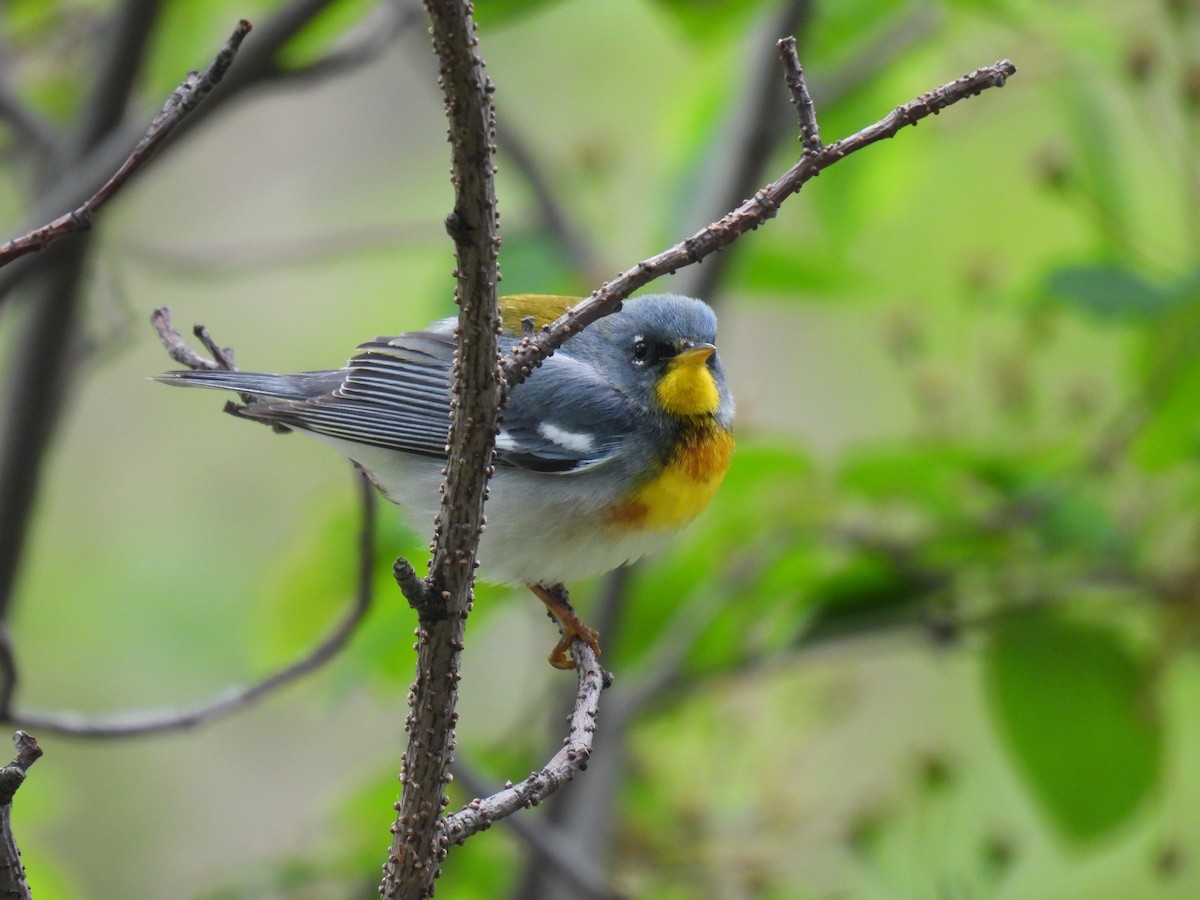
[{"xmin": 564, "ymin": 294, "xmax": 733, "ymax": 429}]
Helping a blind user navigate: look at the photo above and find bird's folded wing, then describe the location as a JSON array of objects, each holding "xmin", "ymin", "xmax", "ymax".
[
  {"xmin": 244, "ymin": 331, "xmax": 457, "ymax": 458},
  {"xmin": 247, "ymin": 331, "xmax": 635, "ymax": 474},
  {"xmin": 497, "ymin": 353, "xmax": 634, "ymax": 473}
]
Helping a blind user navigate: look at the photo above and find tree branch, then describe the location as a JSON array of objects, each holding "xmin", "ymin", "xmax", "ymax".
[
  {"xmin": 778, "ymin": 36, "xmax": 822, "ymax": 153},
  {"xmin": 0, "ymin": 732, "xmax": 41, "ymax": 900},
  {"xmin": 2, "ymin": 465, "xmax": 377, "ymax": 739},
  {"xmin": 0, "ymin": 0, "xmax": 367, "ymax": 718},
  {"xmin": 0, "ymin": 20, "xmax": 252, "ymax": 267},
  {"xmin": 502, "ymin": 58, "xmax": 1017, "ymax": 388},
  {"xmin": 443, "ymin": 643, "xmax": 606, "ymax": 842},
  {"xmin": 380, "ymin": 0, "xmax": 501, "ymax": 895}
]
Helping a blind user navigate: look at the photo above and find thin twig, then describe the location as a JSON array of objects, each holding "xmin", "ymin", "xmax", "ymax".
[
  {"xmin": 451, "ymin": 758, "xmax": 619, "ymax": 900},
  {"xmin": 0, "ymin": 0, "xmax": 360, "ymax": 310},
  {"xmin": 4, "ymin": 471, "xmax": 376, "ymax": 739},
  {"xmin": 0, "ymin": 20, "xmax": 252, "ymax": 267},
  {"xmin": 443, "ymin": 643, "xmax": 606, "ymax": 842},
  {"xmin": 674, "ymin": 0, "xmax": 813, "ymax": 303},
  {"xmin": 502, "ymin": 58, "xmax": 1017, "ymax": 388},
  {"xmin": 778, "ymin": 36, "xmax": 822, "ymax": 153},
  {"xmin": 150, "ymin": 307, "xmax": 225, "ymax": 370}
]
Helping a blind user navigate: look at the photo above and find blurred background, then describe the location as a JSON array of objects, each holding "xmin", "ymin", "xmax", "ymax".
[{"xmin": 0, "ymin": 0, "xmax": 1197, "ymax": 896}]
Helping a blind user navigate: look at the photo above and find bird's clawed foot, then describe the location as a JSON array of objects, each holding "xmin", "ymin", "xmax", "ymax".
[{"xmin": 529, "ymin": 583, "xmax": 602, "ymax": 669}]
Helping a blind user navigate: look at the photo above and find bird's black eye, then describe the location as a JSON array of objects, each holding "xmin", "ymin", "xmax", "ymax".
[
  {"xmin": 632, "ymin": 338, "xmax": 653, "ymax": 366},
  {"xmin": 632, "ymin": 337, "xmax": 678, "ymax": 367}
]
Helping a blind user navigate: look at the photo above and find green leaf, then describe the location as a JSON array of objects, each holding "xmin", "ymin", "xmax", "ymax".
[
  {"xmin": 276, "ymin": 0, "xmax": 379, "ymax": 70},
  {"xmin": 839, "ymin": 444, "xmax": 1010, "ymax": 516},
  {"xmin": 473, "ymin": 0, "xmax": 567, "ymax": 29},
  {"xmin": 1044, "ymin": 264, "xmax": 1176, "ymax": 321},
  {"xmin": 726, "ymin": 238, "xmax": 856, "ymax": 296},
  {"xmin": 648, "ymin": 0, "xmax": 772, "ymax": 43},
  {"xmin": 1131, "ymin": 356, "xmax": 1200, "ymax": 470},
  {"xmin": 984, "ymin": 609, "xmax": 1162, "ymax": 843}
]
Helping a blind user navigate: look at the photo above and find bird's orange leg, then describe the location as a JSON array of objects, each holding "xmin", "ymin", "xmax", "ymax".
[{"xmin": 529, "ymin": 583, "xmax": 601, "ymax": 669}]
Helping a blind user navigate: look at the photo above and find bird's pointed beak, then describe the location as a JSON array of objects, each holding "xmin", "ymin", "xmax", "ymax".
[{"xmin": 671, "ymin": 343, "xmax": 716, "ymax": 368}]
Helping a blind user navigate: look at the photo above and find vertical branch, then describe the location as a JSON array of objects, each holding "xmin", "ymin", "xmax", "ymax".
[
  {"xmin": 0, "ymin": 732, "xmax": 42, "ymax": 900},
  {"xmin": 778, "ymin": 36, "xmax": 822, "ymax": 153},
  {"xmin": 381, "ymin": 0, "xmax": 501, "ymax": 896}
]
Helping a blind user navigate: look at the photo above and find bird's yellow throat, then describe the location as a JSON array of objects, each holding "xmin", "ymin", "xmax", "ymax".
[{"xmin": 655, "ymin": 346, "xmax": 721, "ymax": 417}]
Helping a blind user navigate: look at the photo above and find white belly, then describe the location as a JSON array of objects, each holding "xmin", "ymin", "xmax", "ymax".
[{"xmin": 312, "ymin": 436, "xmax": 679, "ymax": 585}]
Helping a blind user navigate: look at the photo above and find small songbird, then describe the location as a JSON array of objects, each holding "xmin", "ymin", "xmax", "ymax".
[{"xmin": 157, "ymin": 293, "xmax": 735, "ymax": 667}]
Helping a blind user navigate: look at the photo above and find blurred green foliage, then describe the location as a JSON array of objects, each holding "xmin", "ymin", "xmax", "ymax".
[{"xmin": 3, "ymin": 0, "xmax": 1200, "ymax": 897}]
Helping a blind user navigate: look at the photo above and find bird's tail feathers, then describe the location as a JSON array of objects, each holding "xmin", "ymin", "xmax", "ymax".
[{"xmin": 154, "ymin": 370, "xmax": 318, "ymax": 402}]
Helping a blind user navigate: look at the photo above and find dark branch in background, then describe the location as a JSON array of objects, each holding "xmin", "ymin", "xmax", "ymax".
[
  {"xmin": 380, "ymin": 0, "xmax": 502, "ymax": 895},
  {"xmin": 503, "ymin": 57, "xmax": 1017, "ymax": 389},
  {"xmin": 0, "ymin": 0, "xmax": 400, "ymax": 730},
  {"xmin": 495, "ymin": 117, "xmax": 604, "ymax": 283},
  {"xmin": 0, "ymin": 21, "xmax": 252, "ymax": 267},
  {"xmin": 0, "ymin": 732, "xmax": 41, "ymax": 900},
  {"xmin": 0, "ymin": 0, "xmax": 168, "ymax": 717},
  {"xmin": 0, "ymin": 314, "xmax": 378, "ymax": 739},
  {"xmin": 0, "ymin": 312, "xmax": 378, "ymax": 738},
  {"xmin": 272, "ymin": 0, "xmax": 425, "ymax": 85}
]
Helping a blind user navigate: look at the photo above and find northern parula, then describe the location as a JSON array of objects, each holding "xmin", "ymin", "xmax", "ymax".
[{"xmin": 158, "ymin": 293, "xmax": 735, "ymax": 667}]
